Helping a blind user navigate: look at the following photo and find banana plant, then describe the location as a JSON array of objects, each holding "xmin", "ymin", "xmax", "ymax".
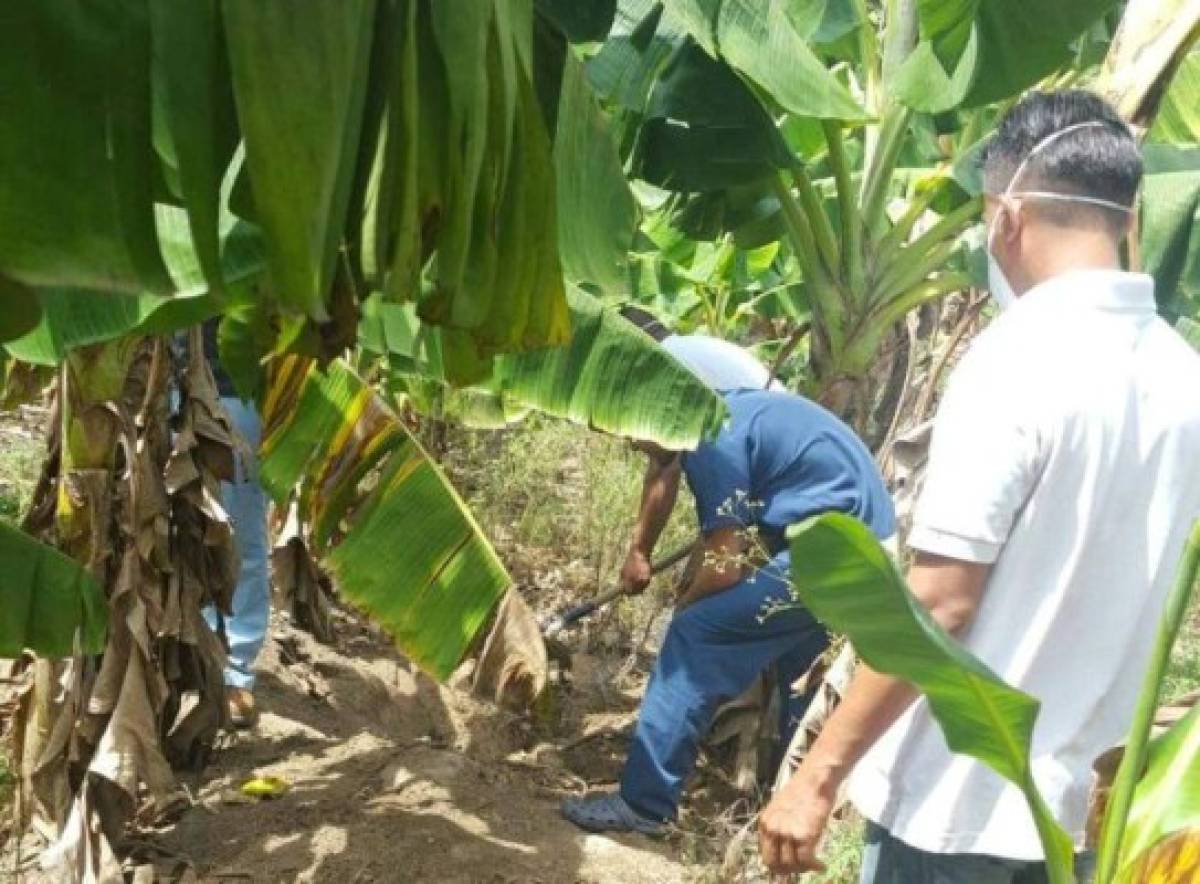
[
  {"xmin": 788, "ymin": 513, "xmax": 1200, "ymax": 884},
  {"xmin": 588, "ymin": 0, "xmax": 1120, "ymax": 432}
]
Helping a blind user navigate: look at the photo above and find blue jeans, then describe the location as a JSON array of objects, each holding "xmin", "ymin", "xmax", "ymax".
[
  {"xmin": 860, "ymin": 823, "xmax": 1096, "ymax": 884},
  {"xmin": 203, "ymin": 397, "xmax": 270, "ymax": 691},
  {"xmin": 620, "ymin": 551, "xmax": 829, "ymax": 821}
]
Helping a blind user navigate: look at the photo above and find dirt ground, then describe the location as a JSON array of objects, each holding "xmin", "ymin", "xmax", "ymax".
[{"xmin": 130, "ymin": 609, "xmax": 705, "ymax": 884}]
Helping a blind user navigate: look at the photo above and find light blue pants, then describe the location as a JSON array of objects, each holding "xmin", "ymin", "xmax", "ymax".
[
  {"xmin": 619, "ymin": 551, "xmax": 829, "ymax": 821},
  {"xmin": 860, "ymin": 823, "xmax": 1096, "ymax": 884},
  {"xmin": 203, "ymin": 397, "xmax": 270, "ymax": 691}
]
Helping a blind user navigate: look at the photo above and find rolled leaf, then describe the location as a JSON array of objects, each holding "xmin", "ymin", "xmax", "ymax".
[
  {"xmin": 787, "ymin": 513, "xmax": 1075, "ymax": 880},
  {"xmin": 0, "ymin": 522, "xmax": 108, "ymax": 658}
]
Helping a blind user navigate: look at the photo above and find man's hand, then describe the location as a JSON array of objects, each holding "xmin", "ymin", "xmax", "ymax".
[
  {"xmin": 621, "ymin": 548, "xmax": 653, "ymax": 595},
  {"xmin": 758, "ymin": 774, "xmax": 836, "ymax": 877}
]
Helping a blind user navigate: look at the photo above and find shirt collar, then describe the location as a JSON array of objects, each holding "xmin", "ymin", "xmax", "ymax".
[{"xmin": 1017, "ymin": 269, "xmax": 1156, "ymax": 315}]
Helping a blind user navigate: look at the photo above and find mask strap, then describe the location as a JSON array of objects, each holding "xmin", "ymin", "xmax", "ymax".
[
  {"xmin": 1007, "ymin": 190, "xmax": 1134, "ymax": 215},
  {"xmin": 1004, "ymin": 120, "xmax": 1121, "ymax": 195}
]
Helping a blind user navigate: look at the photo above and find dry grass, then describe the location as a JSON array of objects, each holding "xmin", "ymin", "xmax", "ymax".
[{"xmin": 0, "ymin": 411, "xmax": 42, "ymax": 526}]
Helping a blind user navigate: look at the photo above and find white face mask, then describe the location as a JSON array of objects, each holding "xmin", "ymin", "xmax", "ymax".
[{"xmin": 985, "ymin": 121, "xmax": 1136, "ymax": 312}]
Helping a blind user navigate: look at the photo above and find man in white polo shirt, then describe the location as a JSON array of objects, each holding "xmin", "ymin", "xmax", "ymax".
[{"xmin": 758, "ymin": 90, "xmax": 1200, "ymax": 881}]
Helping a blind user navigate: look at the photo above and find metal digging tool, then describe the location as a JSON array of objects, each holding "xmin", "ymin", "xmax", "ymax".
[{"xmin": 541, "ymin": 539, "xmax": 698, "ymax": 639}]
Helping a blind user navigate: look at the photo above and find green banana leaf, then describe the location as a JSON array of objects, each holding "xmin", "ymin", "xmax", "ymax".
[
  {"xmin": 895, "ymin": 0, "xmax": 1118, "ymax": 111},
  {"xmin": 491, "ymin": 287, "xmax": 728, "ymax": 447},
  {"xmin": 0, "ymin": 277, "xmax": 42, "ymax": 344},
  {"xmin": 1149, "ymin": 49, "xmax": 1200, "ymax": 145},
  {"xmin": 787, "ymin": 513, "xmax": 1076, "ymax": 881},
  {"xmin": 0, "ymin": 0, "xmax": 172, "ymax": 294},
  {"xmin": 223, "ymin": 0, "xmax": 377, "ymax": 322},
  {"xmin": 0, "ymin": 522, "xmax": 108, "ymax": 658},
  {"xmin": 635, "ymin": 41, "xmax": 789, "ymax": 191},
  {"xmin": 706, "ymin": 0, "xmax": 867, "ymax": 121},
  {"xmin": 258, "ymin": 357, "xmax": 509, "ymax": 679},
  {"xmin": 360, "ymin": 288, "xmax": 728, "ymax": 449},
  {"xmin": 1114, "ymin": 696, "xmax": 1200, "ymax": 882},
  {"xmin": 3, "ymin": 211, "xmax": 266, "ymax": 366},
  {"xmin": 537, "ymin": 0, "xmax": 617, "ymax": 43},
  {"xmin": 1140, "ymin": 169, "xmax": 1200, "ymax": 320},
  {"xmin": 1178, "ymin": 317, "xmax": 1200, "ymax": 352},
  {"xmin": 555, "ymin": 53, "xmax": 639, "ymax": 293},
  {"xmin": 588, "ymin": 0, "xmax": 682, "ymax": 111},
  {"xmin": 149, "ymin": 0, "xmax": 240, "ymax": 296}
]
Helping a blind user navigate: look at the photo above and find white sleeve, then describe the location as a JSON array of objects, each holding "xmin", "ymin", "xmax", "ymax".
[{"xmin": 908, "ymin": 344, "xmax": 1045, "ymax": 564}]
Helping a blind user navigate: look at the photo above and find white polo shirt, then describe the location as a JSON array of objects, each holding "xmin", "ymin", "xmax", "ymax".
[
  {"xmin": 849, "ymin": 270, "xmax": 1200, "ymax": 860},
  {"xmin": 661, "ymin": 333, "xmax": 781, "ymax": 392}
]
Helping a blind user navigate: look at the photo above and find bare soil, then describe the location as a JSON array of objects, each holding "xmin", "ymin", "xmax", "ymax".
[{"xmin": 133, "ymin": 610, "xmax": 696, "ymax": 884}]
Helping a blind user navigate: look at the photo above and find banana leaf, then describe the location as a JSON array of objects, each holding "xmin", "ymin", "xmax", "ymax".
[
  {"xmin": 1140, "ymin": 169, "xmax": 1200, "ymax": 319},
  {"xmin": 0, "ymin": 0, "xmax": 172, "ymax": 294},
  {"xmin": 709, "ymin": 0, "xmax": 867, "ymax": 121},
  {"xmin": 492, "ymin": 287, "xmax": 728, "ymax": 448},
  {"xmin": 361, "ymin": 288, "xmax": 728, "ymax": 449},
  {"xmin": 149, "ymin": 0, "xmax": 240, "ymax": 296},
  {"xmin": 787, "ymin": 513, "xmax": 1076, "ymax": 881},
  {"xmin": 895, "ymin": 0, "xmax": 1118, "ymax": 111},
  {"xmin": 635, "ymin": 41, "xmax": 789, "ymax": 191},
  {"xmin": 588, "ymin": 0, "xmax": 681, "ymax": 111},
  {"xmin": 0, "ymin": 277, "xmax": 42, "ymax": 344},
  {"xmin": 555, "ymin": 53, "xmax": 639, "ymax": 293},
  {"xmin": 1149, "ymin": 49, "xmax": 1200, "ymax": 145},
  {"xmin": 258, "ymin": 357, "xmax": 509, "ymax": 679},
  {"xmin": 1114, "ymin": 706, "xmax": 1200, "ymax": 882},
  {"xmin": 0, "ymin": 522, "xmax": 108, "ymax": 658},
  {"xmin": 3, "ymin": 211, "xmax": 266, "ymax": 366},
  {"xmin": 538, "ymin": 0, "xmax": 617, "ymax": 42},
  {"xmin": 223, "ymin": 0, "xmax": 377, "ymax": 322}
]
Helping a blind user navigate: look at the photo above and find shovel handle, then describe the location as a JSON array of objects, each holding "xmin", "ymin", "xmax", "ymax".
[{"xmin": 548, "ymin": 539, "xmax": 698, "ymax": 632}]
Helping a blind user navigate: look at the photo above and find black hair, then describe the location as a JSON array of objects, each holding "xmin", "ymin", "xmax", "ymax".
[
  {"xmin": 980, "ymin": 90, "xmax": 1141, "ymax": 236},
  {"xmin": 619, "ymin": 305, "xmax": 671, "ymax": 342}
]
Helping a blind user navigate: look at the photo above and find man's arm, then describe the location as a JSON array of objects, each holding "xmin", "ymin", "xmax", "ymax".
[
  {"xmin": 758, "ymin": 552, "xmax": 992, "ymax": 876},
  {"xmin": 674, "ymin": 526, "xmax": 747, "ymax": 608},
  {"xmin": 621, "ymin": 453, "xmax": 682, "ymax": 594}
]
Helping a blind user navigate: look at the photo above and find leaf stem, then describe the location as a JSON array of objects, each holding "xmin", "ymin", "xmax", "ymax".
[
  {"xmin": 823, "ymin": 120, "xmax": 865, "ymax": 300},
  {"xmin": 860, "ymin": 103, "xmax": 913, "ymax": 239},
  {"xmin": 1095, "ymin": 520, "xmax": 1200, "ymax": 882}
]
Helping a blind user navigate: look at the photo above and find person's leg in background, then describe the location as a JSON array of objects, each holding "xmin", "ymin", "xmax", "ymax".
[
  {"xmin": 204, "ymin": 396, "xmax": 270, "ymax": 727},
  {"xmin": 615, "ymin": 551, "xmax": 828, "ymax": 823}
]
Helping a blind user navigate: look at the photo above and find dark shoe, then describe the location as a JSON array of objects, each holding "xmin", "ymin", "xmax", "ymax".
[{"xmin": 560, "ymin": 792, "xmax": 666, "ymax": 837}]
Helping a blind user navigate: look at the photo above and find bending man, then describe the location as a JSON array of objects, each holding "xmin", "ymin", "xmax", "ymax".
[{"xmin": 562, "ymin": 381, "xmax": 894, "ymax": 834}]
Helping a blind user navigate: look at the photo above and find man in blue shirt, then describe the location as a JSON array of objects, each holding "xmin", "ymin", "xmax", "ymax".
[{"xmin": 562, "ymin": 388, "xmax": 895, "ymax": 835}]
